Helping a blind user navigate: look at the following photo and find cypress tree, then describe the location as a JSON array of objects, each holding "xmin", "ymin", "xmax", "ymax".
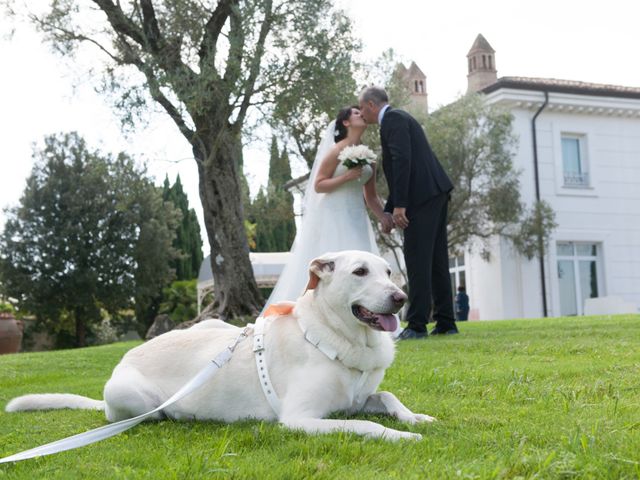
[
  {"xmin": 250, "ymin": 137, "xmax": 296, "ymax": 252},
  {"xmin": 163, "ymin": 175, "xmax": 203, "ymax": 280},
  {"xmin": 271, "ymin": 148, "xmax": 296, "ymax": 250}
]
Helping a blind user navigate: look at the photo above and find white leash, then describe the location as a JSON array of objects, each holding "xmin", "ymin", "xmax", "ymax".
[{"xmin": 0, "ymin": 327, "xmax": 251, "ymax": 464}]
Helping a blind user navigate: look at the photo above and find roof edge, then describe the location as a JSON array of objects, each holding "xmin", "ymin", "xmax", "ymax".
[{"xmin": 482, "ymin": 76, "xmax": 640, "ymax": 100}]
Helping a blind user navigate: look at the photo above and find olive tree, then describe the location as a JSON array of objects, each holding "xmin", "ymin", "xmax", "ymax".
[{"xmin": 13, "ymin": 0, "xmax": 359, "ymax": 318}]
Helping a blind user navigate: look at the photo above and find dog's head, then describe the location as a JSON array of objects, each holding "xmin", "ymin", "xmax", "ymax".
[{"xmin": 305, "ymin": 250, "xmax": 406, "ymax": 332}]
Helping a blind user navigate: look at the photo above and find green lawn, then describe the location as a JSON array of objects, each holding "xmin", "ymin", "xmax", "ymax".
[{"xmin": 1, "ymin": 315, "xmax": 639, "ymax": 479}]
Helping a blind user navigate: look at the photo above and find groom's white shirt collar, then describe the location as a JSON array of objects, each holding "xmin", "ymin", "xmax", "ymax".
[{"xmin": 378, "ymin": 104, "xmax": 390, "ymax": 125}]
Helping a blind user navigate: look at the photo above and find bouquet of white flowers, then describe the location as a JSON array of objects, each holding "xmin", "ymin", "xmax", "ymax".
[{"xmin": 338, "ymin": 145, "xmax": 377, "ymax": 169}]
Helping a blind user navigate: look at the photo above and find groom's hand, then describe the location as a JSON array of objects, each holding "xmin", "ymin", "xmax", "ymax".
[{"xmin": 393, "ymin": 208, "xmax": 409, "ymax": 229}]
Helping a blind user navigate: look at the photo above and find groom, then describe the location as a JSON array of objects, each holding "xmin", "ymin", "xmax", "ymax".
[{"xmin": 359, "ymin": 86, "xmax": 458, "ymax": 339}]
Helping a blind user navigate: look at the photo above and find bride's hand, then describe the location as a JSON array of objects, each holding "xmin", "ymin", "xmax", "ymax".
[{"xmin": 343, "ymin": 166, "xmax": 363, "ymax": 182}]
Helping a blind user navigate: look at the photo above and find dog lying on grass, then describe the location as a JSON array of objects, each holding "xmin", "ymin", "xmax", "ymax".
[{"xmin": 7, "ymin": 250, "xmax": 434, "ymax": 441}]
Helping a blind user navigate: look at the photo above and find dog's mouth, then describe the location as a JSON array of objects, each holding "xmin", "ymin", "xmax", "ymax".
[{"xmin": 351, "ymin": 305, "xmax": 398, "ymax": 332}]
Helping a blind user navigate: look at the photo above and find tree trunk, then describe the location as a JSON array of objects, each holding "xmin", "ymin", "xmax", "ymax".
[
  {"xmin": 195, "ymin": 131, "xmax": 263, "ymax": 319},
  {"xmin": 75, "ymin": 308, "xmax": 86, "ymax": 348}
]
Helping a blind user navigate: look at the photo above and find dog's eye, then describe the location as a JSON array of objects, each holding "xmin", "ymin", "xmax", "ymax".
[
  {"xmin": 386, "ymin": 269, "xmax": 391, "ymax": 277},
  {"xmin": 352, "ymin": 267, "xmax": 368, "ymax": 277}
]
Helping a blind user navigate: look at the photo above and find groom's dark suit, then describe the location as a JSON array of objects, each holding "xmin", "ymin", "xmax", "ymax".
[{"xmin": 380, "ymin": 107, "xmax": 456, "ymax": 333}]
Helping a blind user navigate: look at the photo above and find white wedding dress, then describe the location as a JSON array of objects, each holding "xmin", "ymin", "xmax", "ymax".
[{"xmin": 264, "ymin": 122, "xmax": 380, "ymax": 308}]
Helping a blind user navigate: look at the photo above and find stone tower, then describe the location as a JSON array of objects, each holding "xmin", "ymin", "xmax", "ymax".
[
  {"xmin": 466, "ymin": 34, "xmax": 497, "ymax": 93},
  {"xmin": 394, "ymin": 61, "xmax": 429, "ymax": 114}
]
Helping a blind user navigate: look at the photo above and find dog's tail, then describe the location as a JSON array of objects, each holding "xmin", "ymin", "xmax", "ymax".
[{"xmin": 5, "ymin": 394, "xmax": 105, "ymax": 412}]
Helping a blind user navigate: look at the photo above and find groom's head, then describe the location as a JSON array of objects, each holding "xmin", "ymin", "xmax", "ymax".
[{"xmin": 359, "ymin": 87, "xmax": 389, "ymax": 125}]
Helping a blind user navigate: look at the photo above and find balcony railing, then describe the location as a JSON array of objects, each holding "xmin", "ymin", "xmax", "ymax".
[{"xmin": 563, "ymin": 171, "xmax": 590, "ymax": 188}]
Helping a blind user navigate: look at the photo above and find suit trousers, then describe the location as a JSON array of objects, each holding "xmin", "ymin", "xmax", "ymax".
[{"xmin": 403, "ymin": 193, "xmax": 455, "ymax": 332}]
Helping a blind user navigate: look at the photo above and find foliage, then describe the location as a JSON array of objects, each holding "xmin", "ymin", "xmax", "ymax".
[
  {"xmin": 18, "ymin": 0, "xmax": 363, "ymax": 319},
  {"xmin": 425, "ymin": 93, "xmax": 557, "ymax": 258},
  {"xmin": 268, "ymin": 8, "xmax": 361, "ymax": 169},
  {"xmin": 510, "ymin": 200, "xmax": 558, "ymax": 260},
  {"xmin": 0, "ymin": 301, "xmax": 15, "ymax": 315},
  {"xmin": 0, "ymin": 133, "xmax": 179, "ymax": 347},
  {"xmin": 247, "ymin": 137, "xmax": 296, "ymax": 252},
  {"xmin": 162, "ymin": 175, "xmax": 203, "ymax": 280},
  {"xmin": 158, "ymin": 279, "xmax": 198, "ymax": 324},
  {"xmin": 244, "ymin": 219, "xmax": 258, "ymax": 251},
  {"xmin": 93, "ymin": 317, "xmax": 120, "ymax": 346},
  {"xmin": 1, "ymin": 315, "xmax": 640, "ymax": 478}
]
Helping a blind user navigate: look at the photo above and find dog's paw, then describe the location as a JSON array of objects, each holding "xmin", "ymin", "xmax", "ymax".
[
  {"xmin": 412, "ymin": 413, "xmax": 436, "ymax": 423},
  {"xmin": 381, "ymin": 429, "xmax": 422, "ymax": 441},
  {"xmin": 403, "ymin": 431, "xmax": 422, "ymax": 441},
  {"xmin": 396, "ymin": 412, "xmax": 436, "ymax": 424},
  {"xmin": 384, "ymin": 430, "xmax": 422, "ymax": 441}
]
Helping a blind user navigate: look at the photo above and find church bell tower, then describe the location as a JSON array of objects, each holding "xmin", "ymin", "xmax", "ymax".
[
  {"xmin": 394, "ymin": 61, "xmax": 429, "ymax": 115},
  {"xmin": 466, "ymin": 34, "xmax": 497, "ymax": 93}
]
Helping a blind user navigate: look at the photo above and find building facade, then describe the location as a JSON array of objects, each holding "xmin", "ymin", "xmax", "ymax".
[{"xmin": 460, "ymin": 37, "xmax": 640, "ymax": 319}]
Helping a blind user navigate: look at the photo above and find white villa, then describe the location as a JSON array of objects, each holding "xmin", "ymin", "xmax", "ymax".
[
  {"xmin": 199, "ymin": 34, "xmax": 640, "ymax": 320},
  {"xmin": 459, "ymin": 34, "xmax": 640, "ymax": 319}
]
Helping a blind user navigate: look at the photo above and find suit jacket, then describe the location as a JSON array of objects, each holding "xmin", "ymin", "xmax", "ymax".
[{"xmin": 380, "ymin": 108, "xmax": 453, "ymax": 214}]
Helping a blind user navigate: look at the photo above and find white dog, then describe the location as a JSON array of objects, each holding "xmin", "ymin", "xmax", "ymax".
[{"xmin": 6, "ymin": 250, "xmax": 434, "ymax": 441}]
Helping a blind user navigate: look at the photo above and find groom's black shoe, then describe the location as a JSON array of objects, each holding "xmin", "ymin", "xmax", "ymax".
[
  {"xmin": 429, "ymin": 325, "xmax": 459, "ymax": 335},
  {"xmin": 396, "ymin": 328, "xmax": 427, "ymax": 340}
]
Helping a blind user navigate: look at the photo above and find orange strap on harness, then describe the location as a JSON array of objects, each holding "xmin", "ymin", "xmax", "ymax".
[{"xmin": 262, "ymin": 302, "xmax": 295, "ymax": 317}]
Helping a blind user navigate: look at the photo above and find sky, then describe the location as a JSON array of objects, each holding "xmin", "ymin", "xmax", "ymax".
[{"xmin": 1, "ymin": 0, "xmax": 639, "ymax": 246}]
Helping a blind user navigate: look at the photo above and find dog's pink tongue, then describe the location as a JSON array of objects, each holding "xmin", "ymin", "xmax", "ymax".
[{"xmin": 377, "ymin": 313, "xmax": 398, "ymax": 332}]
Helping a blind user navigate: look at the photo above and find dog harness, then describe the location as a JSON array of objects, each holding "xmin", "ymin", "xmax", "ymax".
[
  {"xmin": 253, "ymin": 314, "xmax": 282, "ymax": 415},
  {"xmin": 256, "ymin": 303, "xmax": 372, "ymax": 414}
]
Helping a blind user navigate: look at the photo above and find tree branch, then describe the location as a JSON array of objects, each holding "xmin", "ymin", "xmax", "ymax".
[
  {"xmin": 139, "ymin": 0, "xmax": 161, "ymax": 51},
  {"xmin": 222, "ymin": 3, "xmax": 245, "ymax": 91},
  {"xmin": 29, "ymin": 15, "xmax": 123, "ymax": 64},
  {"xmin": 234, "ymin": 0, "xmax": 273, "ymax": 128},
  {"xmin": 92, "ymin": 0, "xmax": 146, "ymax": 46},
  {"xmin": 94, "ymin": 0, "xmax": 196, "ymax": 88},
  {"xmin": 144, "ymin": 70, "xmax": 196, "ymax": 144},
  {"xmin": 199, "ymin": 0, "xmax": 236, "ymax": 72}
]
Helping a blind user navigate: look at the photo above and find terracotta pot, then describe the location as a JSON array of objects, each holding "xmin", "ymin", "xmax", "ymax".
[{"xmin": 0, "ymin": 313, "xmax": 23, "ymax": 354}]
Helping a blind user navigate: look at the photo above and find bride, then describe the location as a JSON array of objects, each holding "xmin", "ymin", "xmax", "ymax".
[{"xmin": 264, "ymin": 106, "xmax": 393, "ymax": 307}]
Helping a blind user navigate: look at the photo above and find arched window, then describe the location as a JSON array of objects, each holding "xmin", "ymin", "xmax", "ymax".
[
  {"xmin": 420, "ymin": 80, "xmax": 424, "ymax": 93},
  {"xmin": 468, "ymin": 58, "xmax": 472, "ymax": 73},
  {"xmin": 488, "ymin": 55, "xmax": 493, "ymax": 69},
  {"xmin": 414, "ymin": 80, "xmax": 419, "ymax": 93},
  {"xmin": 472, "ymin": 57, "xmax": 476, "ymax": 69},
  {"xmin": 482, "ymin": 55, "xmax": 486, "ymax": 68}
]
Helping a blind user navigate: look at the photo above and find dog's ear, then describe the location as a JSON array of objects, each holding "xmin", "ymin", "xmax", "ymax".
[{"xmin": 305, "ymin": 257, "xmax": 335, "ymax": 291}]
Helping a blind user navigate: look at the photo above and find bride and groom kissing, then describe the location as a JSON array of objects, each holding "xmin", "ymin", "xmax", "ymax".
[{"xmin": 267, "ymin": 86, "xmax": 458, "ymax": 339}]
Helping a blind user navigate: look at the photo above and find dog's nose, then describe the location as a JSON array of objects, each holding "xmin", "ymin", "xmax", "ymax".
[{"xmin": 392, "ymin": 291, "xmax": 407, "ymax": 307}]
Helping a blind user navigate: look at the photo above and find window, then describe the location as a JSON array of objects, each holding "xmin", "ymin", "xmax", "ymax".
[
  {"xmin": 449, "ymin": 255, "xmax": 466, "ymax": 295},
  {"xmin": 488, "ymin": 55, "xmax": 493, "ymax": 69},
  {"xmin": 561, "ymin": 134, "xmax": 589, "ymax": 188},
  {"xmin": 557, "ymin": 242, "xmax": 601, "ymax": 316},
  {"xmin": 482, "ymin": 55, "xmax": 486, "ymax": 68}
]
